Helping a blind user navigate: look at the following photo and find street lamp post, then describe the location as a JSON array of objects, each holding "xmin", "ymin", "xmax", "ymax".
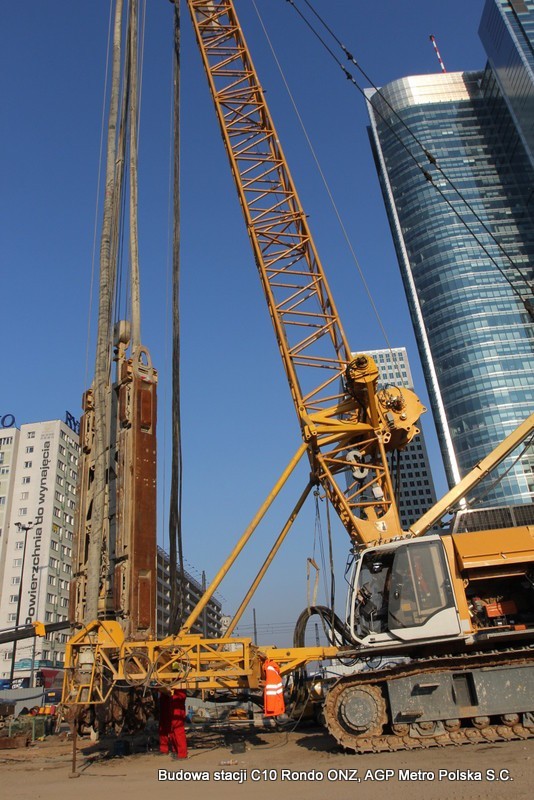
[{"xmin": 9, "ymin": 521, "xmax": 34, "ymax": 687}]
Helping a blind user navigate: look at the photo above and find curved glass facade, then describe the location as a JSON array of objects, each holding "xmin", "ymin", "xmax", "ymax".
[
  {"xmin": 480, "ymin": 0, "xmax": 534, "ymax": 172},
  {"xmin": 367, "ymin": 70, "xmax": 534, "ymax": 506}
]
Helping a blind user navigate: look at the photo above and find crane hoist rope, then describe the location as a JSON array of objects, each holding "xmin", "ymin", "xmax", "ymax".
[
  {"xmin": 85, "ymin": 0, "xmax": 126, "ymax": 623},
  {"xmin": 84, "ymin": 2, "xmax": 115, "ymax": 393},
  {"xmin": 168, "ymin": 0, "xmax": 187, "ymax": 635}
]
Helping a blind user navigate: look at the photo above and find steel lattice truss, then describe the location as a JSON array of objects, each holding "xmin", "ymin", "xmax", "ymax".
[
  {"xmin": 187, "ymin": 0, "xmax": 421, "ymax": 544},
  {"xmin": 190, "ymin": 1, "xmax": 350, "ymax": 412}
]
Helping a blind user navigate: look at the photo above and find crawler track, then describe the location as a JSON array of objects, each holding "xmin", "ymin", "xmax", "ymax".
[
  {"xmin": 324, "ymin": 646, "xmax": 534, "ymax": 753},
  {"xmin": 327, "ymin": 719, "xmax": 534, "ymax": 753}
]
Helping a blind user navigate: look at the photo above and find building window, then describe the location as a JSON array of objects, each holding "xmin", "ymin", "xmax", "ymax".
[
  {"xmin": 8, "ymin": 613, "xmax": 17, "ymax": 622},
  {"xmin": 22, "ymin": 476, "xmax": 31, "ymax": 484},
  {"xmin": 9, "ymin": 594, "xmax": 19, "ymax": 603},
  {"xmin": 0, "ymin": 497, "xmax": 5, "ymax": 506},
  {"xmin": 53, "ymin": 507, "xmax": 61, "ymax": 518},
  {"xmin": 49, "ymin": 557, "xmax": 58, "ymax": 569},
  {"xmin": 19, "ymin": 507, "xmax": 27, "ymax": 516},
  {"xmin": 50, "ymin": 540, "xmax": 59, "ymax": 551},
  {"xmin": 0, "ymin": 467, "xmax": 9, "ymax": 475},
  {"xmin": 15, "ymin": 540, "xmax": 23, "ymax": 550},
  {"xmin": 0, "ymin": 437, "xmax": 13, "ymax": 446},
  {"xmin": 48, "ymin": 575, "xmax": 56, "ymax": 586},
  {"xmin": 11, "ymin": 577, "xmax": 20, "ymax": 585},
  {"xmin": 20, "ymin": 491, "xmax": 29, "ymax": 500},
  {"xmin": 24, "ymin": 461, "xmax": 32, "ymax": 469},
  {"xmin": 13, "ymin": 558, "xmax": 22, "ymax": 567},
  {"xmin": 27, "ymin": 431, "xmax": 35, "ymax": 439},
  {"xmin": 25, "ymin": 446, "xmax": 34, "ymax": 454}
]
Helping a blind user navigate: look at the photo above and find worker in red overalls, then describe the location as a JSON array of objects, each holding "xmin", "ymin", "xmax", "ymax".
[
  {"xmin": 159, "ymin": 689, "xmax": 188, "ymax": 759},
  {"xmin": 263, "ymin": 659, "xmax": 285, "ymax": 717}
]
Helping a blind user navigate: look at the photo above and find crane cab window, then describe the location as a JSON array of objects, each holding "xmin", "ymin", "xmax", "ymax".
[
  {"xmin": 355, "ymin": 551, "xmax": 395, "ymax": 635},
  {"xmin": 388, "ymin": 540, "xmax": 455, "ymax": 629}
]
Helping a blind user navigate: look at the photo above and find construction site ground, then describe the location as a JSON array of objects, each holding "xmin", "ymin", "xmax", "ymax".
[{"xmin": 0, "ymin": 723, "xmax": 533, "ymax": 800}]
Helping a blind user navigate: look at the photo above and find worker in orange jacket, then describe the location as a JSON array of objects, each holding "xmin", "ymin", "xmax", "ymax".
[
  {"xmin": 263, "ymin": 659, "xmax": 285, "ymax": 717},
  {"xmin": 159, "ymin": 689, "xmax": 188, "ymax": 759}
]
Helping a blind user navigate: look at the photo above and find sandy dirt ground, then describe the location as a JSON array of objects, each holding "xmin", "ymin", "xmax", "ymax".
[{"xmin": 1, "ymin": 724, "xmax": 533, "ymax": 800}]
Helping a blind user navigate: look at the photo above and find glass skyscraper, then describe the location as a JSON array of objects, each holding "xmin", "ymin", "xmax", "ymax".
[
  {"xmin": 480, "ymin": 0, "xmax": 534, "ymax": 171},
  {"xmin": 365, "ymin": 347, "xmax": 438, "ymax": 530},
  {"xmin": 366, "ymin": 2, "xmax": 534, "ymax": 507}
]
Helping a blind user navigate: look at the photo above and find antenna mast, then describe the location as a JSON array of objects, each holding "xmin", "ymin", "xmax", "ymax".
[{"xmin": 429, "ymin": 34, "xmax": 447, "ymax": 73}]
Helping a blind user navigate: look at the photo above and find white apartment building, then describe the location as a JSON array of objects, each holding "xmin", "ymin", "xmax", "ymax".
[
  {"xmin": 0, "ymin": 426, "xmax": 20, "ymax": 591},
  {"xmin": 0, "ymin": 418, "xmax": 79, "ymax": 684},
  {"xmin": 365, "ymin": 347, "xmax": 438, "ymax": 530}
]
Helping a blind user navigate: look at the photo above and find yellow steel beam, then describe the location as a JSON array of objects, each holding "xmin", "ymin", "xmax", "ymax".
[
  {"xmin": 177, "ymin": 443, "xmax": 307, "ymax": 636},
  {"xmin": 409, "ymin": 412, "xmax": 534, "ymax": 537},
  {"xmin": 63, "ymin": 619, "xmax": 340, "ymax": 702},
  {"xmin": 225, "ymin": 481, "xmax": 314, "ymax": 638}
]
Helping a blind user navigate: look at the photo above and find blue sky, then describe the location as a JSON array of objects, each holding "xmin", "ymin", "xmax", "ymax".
[{"xmin": 1, "ymin": 1, "xmax": 487, "ymax": 641}]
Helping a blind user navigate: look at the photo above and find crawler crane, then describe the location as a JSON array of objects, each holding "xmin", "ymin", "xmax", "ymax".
[{"xmin": 64, "ymin": 1, "xmax": 534, "ymax": 752}]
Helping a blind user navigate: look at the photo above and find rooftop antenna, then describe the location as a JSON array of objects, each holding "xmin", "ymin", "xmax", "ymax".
[{"xmin": 429, "ymin": 34, "xmax": 447, "ymax": 73}]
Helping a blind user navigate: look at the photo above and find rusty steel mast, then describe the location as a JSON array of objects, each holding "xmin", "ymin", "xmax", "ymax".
[{"xmin": 70, "ymin": 0, "xmax": 158, "ymax": 641}]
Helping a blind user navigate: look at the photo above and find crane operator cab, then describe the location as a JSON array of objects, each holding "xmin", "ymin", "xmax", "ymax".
[{"xmin": 347, "ymin": 537, "xmax": 461, "ymax": 647}]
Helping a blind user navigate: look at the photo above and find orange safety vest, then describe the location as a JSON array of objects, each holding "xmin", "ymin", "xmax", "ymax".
[{"xmin": 263, "ymin": 659, "xmax": 285, "ymax": 717}]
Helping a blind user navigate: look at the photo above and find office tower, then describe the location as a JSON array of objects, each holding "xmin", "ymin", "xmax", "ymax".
[
  {"xmin": 365, "ymin": 347, "xmax": 438, "ymax": 530},
  {"xmin": 366, "ymin": 60, "xmax": 534, "ymax": 507},
  {"xmin": 479, "ymin": 0, "xmax": 534, "ymax": 171}
]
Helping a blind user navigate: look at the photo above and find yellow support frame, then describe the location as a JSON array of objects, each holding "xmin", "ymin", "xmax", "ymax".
[{"xmin": 63, "ymin": 620, "xmax": 339, "ymax": 704}]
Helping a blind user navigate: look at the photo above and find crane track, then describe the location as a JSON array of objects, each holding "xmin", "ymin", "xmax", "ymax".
[
  {"xmin": 330, "ymin": 721, "xmax": 534, "ymax": 754},
  {"xmin": 324, "ymin": 644, "xmax": 534, "ymax": 753}
]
